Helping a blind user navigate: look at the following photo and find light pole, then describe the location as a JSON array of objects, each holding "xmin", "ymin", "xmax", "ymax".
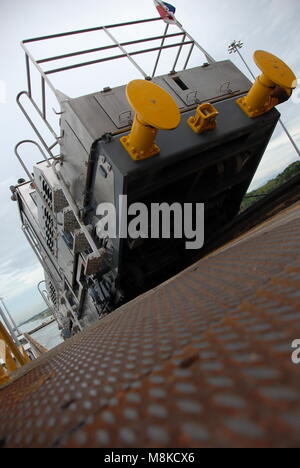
[
  {"xmin": 228, "ymin": 40, "xmax": 300, "ymax": 158},
  {"xmin": 0, "ymin": 296, "xmax": 21, "ymax": 335}
]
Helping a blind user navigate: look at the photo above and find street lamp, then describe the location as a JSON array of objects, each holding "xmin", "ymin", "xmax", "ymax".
[
  {"xmin": 228, "ymin": 40, "xmax": 300, "ymax": 158},
  {"xmin": 228, "ymin": 40, "xmax": 243, "ymax": 53},
  {"xmin": 228, "ymin": 40, "xmax": 254, "ymax": 78}
]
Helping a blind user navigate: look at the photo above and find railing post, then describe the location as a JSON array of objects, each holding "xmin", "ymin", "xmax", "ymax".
[
  {"xmin": 102, "ymin": 27, "xmax": 148, "ymax": 78},
  {"xmin": 152, "ymin": 23, "xmax": 169, "ymax": 77}
]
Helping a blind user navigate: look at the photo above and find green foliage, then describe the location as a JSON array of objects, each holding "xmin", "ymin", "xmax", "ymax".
[{"xmin": 241, "ymin": 161, "xmax": 300, "ymax": 212}]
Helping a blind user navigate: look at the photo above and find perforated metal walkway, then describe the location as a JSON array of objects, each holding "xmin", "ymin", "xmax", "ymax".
[{"xmin": 1, "ymin": 203, "xmax": 300, "ymax": 448}]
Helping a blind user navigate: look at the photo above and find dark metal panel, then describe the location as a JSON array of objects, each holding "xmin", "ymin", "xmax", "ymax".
[
  {"xmin": 94, "ymin": 82, "xmax": 186, "ymax": 129},
  {"xmin": 163, "ymin": 61, "xmax": 252, "ymax": 105},
  {"xmin": 64, "ymin": 61, "xmax": 251, "ymax": 144},
  {"xmin": 96, "ymin": 97, "xmax": 279, "ymax": 183},
  {"xmin": 59, "ymin": 112, "xmax": 90, "ymax": 211},
  {"xmin": 94, "ymin": 87, "xmax": 132, "ymax": 129},
  {"xmin": 151, "ymin": 77, "xmax": 187, "ymax": 109}
]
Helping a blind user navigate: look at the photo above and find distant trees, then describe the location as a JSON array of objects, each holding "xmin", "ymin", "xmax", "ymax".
[
  {"xmin": 19, "ymin": 308, "xmax": 52, "ymax": 326},
  {"xmin": 241, "ymin": 161, "xmax": 300, "ymax": 211}
]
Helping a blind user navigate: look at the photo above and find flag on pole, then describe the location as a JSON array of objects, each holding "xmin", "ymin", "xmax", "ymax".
[{"xmin": 153, "ymin": 0, "xmax": 176, "ymax": 24}]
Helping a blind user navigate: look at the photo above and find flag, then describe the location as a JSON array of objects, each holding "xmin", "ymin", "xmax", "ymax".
[{"xmin": 153, "ymin": 0, "xmax": 176, "ymax": 24}]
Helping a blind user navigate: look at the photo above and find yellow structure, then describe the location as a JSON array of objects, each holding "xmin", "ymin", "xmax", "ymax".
[
  {"xmin": 237, "ymin": 50, "xmax": 296, "ymax": 118},
  {"xmin": 187, "ymin": 102, "xmax": 219, "ymax": 134},
  {"xmin": 120, "ymin": 80, "xmax": 180, "ymax": 161},
  {"xmin": 0, "ymin": 363, "xmax": 10, "ymax": 385},
  {"xmin": 0, "ymin": 322, "xmax": 30, "ymax": 386}
]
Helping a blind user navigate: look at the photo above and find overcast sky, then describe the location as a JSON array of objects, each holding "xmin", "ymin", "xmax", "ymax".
[{"xmin": 0, "ymin": 0, "xmax": 299, "ymax": 324}]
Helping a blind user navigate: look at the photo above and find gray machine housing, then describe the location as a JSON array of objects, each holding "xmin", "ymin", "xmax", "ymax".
[
  {"xmin": 13, "ymin": 22, "xmax": 280, "ymax": 337},
  {"xmin": 56, "ymin": 61, "xmax": 279, "ymax": 317}
]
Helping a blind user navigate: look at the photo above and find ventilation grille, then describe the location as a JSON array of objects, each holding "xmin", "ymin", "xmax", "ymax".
[
  {"xmin": 41, "ymin": 178, "xmax": 53, "ymax": 210},
  {"xmin": 74, "ymin": 228, "xmax": 91, "ymax": 253},
  {"xmin": 43, "ymin": 205, "xmax": 55, "ymax": 255},
  {"xmin": 63, "ymin": 207, "xmax": 80, "ymax": 232},
  {"xmin": 49, "ymin": 281, "xmax": 57, "ymax": 307},
  {"xmin": 38, "ymin": 176, "xmax": 56, "ymax": 255},
  {"xmin": 53, "ymin": 188, "xmax": 68, "ymax": 213}
]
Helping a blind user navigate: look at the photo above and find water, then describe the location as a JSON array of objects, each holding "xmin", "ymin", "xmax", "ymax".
[{"xmin": 19, "ymin": 318, "xmax": 63, "ymax": 350}]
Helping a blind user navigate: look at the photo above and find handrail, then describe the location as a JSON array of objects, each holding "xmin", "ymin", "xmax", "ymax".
[
  {"xmin": 15, "ymin": 140, "xmax": 53, "ymax": 182},
  {"xmin": 152, "ymin": 23, "xmax": 170, "ymax": 77},
  {"xmin": 44, "ymin": 40, "xmax": 194, "ymax": 75},
  {"xmin": 37, "ymin": 280, "xmax": 56, "ymax": 316},
  {"xmin": 17, "ymin": 91, "xmax": 59, "ymax": 157},
  {"xmin": 0, "ymin": 320, "xmax": 30, "ymax": 387},
  {"xmin": 21, "ymin": 224, "xmax": 62, "ymax": 294},
  {"xmin": 102, "ymin": 26, "xmax": 148, "ymax": 78},
  {"xmin": 0, "ymin": 322, "xmax": 29, "ymax": 367},
  {"xmin": 22, "ymin": 17, "xmax": 164, "ymax": 44},
  {"xmin": 36, "ymin": 32, "xmax": 185, "ymax": 64},
  {"xmin": 19, "ymin": 16, "xmax": 214, "ymax": 149}
]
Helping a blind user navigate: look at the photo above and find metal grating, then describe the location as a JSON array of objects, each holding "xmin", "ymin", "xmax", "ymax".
[
  {"xmin": 48, "ymin": 281, "xmax": 57, "ymax": 308},
  {"xmin": 63, "ymin": 207, "xmax": 80, "ymax": 233},
  {"xmin": 73, "ymin": 228, "xmax": 91, "ymax": 254},
  {"xmin": 53, "ymin": 187, "xmax": 68, "ymax": 214},
  {"xmin": 0, "ymin": 203, "xmax": 300, "ymax": 448},
  {"xmin": 43, "ymin": 205, "xmax": 55, "ymax": 255},
  {"xmin": 41, "ymin": 178, "xmax": 53, "ymax": 209},
  {"xmin": 40, "ymin": 177, "xmax": 56, "ymax": 255}
]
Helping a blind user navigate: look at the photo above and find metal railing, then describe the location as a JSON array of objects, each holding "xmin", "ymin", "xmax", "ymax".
[
  {"xmin": 17, "ymin": 92, "xmax": 60, "ymax": 157},
  {"xmin": 15, "ymin": 140, "xmax": 53, "ymax": 182},
  {"xmin": 15, "ymin": 16, "xmax": 216, "ymax": 282},
  {"xmin": 16, "ymin": 15, "xmax": 214, "ymax": 183},
  {"xmin": 0, "ymin": 321, "xmax": 30, "ymax": 386},
  {"xmin": 22, "ymin": 17, "xmax": 214, "ymax": 86},
  {"xmin": 21, "ymin": 18, "xmax": 213, "ymax": 128}
]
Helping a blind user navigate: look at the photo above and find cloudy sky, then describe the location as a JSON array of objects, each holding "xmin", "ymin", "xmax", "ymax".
[{"xmin": 0, "ymin": 0, "xmax": 299, "ymax": 324}]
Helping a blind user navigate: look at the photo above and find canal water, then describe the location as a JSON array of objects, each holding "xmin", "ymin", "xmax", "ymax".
[{"xmin": 19, "ymin": 318, "xmax": 63, "ymax": 350}]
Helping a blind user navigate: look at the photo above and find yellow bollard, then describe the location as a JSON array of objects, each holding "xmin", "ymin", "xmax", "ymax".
[
  {"xmin": 237, "ymin": 50, "xmax": 296, "ymax": 118},
  {"xmin": 120, "ymin": 80, "xmax": 180, "ymax": 161},
  {"xmin": 124, "ymin": 114, "xmax": 159, "ymax": 159}
]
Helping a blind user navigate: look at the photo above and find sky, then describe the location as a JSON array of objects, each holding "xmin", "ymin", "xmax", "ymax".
[{"xmin": 0, "ymin": 0, "xmax": 299, "ymax": 324}]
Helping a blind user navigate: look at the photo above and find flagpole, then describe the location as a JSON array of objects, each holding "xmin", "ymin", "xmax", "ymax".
[{"xmin": 153, "ymin": 1, "xmax": 215, "ymax": 65}]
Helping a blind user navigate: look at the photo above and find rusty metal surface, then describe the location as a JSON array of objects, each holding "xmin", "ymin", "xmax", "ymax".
[
  {"xmin": 23, "ymin": 333, "xmax": 48, "ymax": 356},
  {"xmin": 1, "ymin": 204, "xmax": 300, "ymax": 448}
]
